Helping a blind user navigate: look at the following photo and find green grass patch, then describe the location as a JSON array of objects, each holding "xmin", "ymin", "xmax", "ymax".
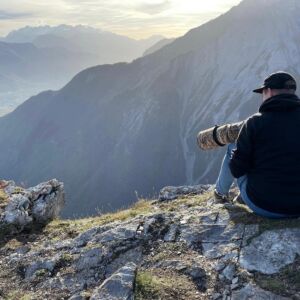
[
  {"xmin": 6, "ymin": 291, "xmax": 35, "ymax": 300},
  {"xmin": 158, "ymin": 190, "xmax": 214, "ymax": 212},
  {"xmin": 45, "ymin": 190, "xmax": 218, "ymax": 241},
  {"xmin": 135, "ymin": 269, "xmax": 198, "ymax": 300},
  {"xmin": 0, "ymin": 189, "xmax": 9, "ymax": 210},
  {"xmin": 135, "ymin": 271, "xmax": 163, "ymax": 299},
  {"xmin": 34, "ymin": 269, "xmax": 48, "ymax": 277},
  {"xmin": 11, "ymin": 187, "xmax": 25, "ymax": 194},
  {"xmin": 45, "ymin": 199, "xmax": 154, "ymax": 239}
]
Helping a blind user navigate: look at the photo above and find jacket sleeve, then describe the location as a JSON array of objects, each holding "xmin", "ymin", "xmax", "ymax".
[{"xmin": 229, "ymin": 117, "xmax": 255, "ymax": 178}]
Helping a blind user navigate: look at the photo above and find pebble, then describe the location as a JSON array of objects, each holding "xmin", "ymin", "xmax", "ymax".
[
  {"xmin": 218, "ymin": 274, "xmax": 225, "ymax": 281},
  {"xmin": 214, "ymin": 262, "xmax": 226, "ymax": 271},
  {"xmin": 232, "ymin": 277, "xmax": 239, "ymax": 284},
  {"xmin": 222, "ymin": 264, "xmax": 236, "ymax": 281},
  {"xmin": 231, "ymin": 283, "xmax": 240, "ymax": 290},
  {"xmin": 212, "ymin": 293, "xmax": 222, "ymax": 300}
]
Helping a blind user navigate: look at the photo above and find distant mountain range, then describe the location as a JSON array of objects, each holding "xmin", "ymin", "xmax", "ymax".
[
  {"xmin": 2, "ymin": 25, "xmax": 164, "ymax": 63},
  {"xmin": 0, "ymin": 25, "xmax": 164, "ymax": 115},
  {"xmin": 0, "ymin": 0, "xmax": 299, "ymax": 218}
]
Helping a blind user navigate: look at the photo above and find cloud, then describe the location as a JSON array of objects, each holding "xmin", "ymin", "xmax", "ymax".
[
  {"xmin": 0, "ymin": 10, "xmax": 32, "ymax": 20},
  {"xmin": 0, "ymin": 0, "xmax": 242, "ymax": 39},
  {"xmin": 134, "ymin": 1, "xmax": 172, "ymax": 15}
]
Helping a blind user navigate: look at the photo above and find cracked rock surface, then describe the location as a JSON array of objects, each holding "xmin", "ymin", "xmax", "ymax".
[
  {"xmin": 0, "ymin": 183, "xmax": 299, "ymax": 299},
  {"xmin": 239, "ymin": 228, "xmax": 300, "ymax": 275},
  {"xmin": 0, "ymin": 179, "xmax": 65, "ymax": 235},
  {"xmin": 90, "ymin": 262, "xmax": 136, "ymax": 300}
]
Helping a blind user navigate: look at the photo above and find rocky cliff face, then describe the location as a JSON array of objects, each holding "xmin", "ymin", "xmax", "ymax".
[{"xmin": 0, "ymin": 180, "xmax": 299, "ymax": 299}]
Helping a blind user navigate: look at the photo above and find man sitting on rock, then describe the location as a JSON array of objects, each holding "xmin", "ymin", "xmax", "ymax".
[{"xmin": 214, "ymin": 71, "xmax": 300, "ymax": 218}]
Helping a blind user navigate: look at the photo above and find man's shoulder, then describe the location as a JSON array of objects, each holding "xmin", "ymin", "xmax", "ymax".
[
  {"xmin": 243, "ymin": 113, "xmax": 262, "ymax": 127},
  {"xmin": 242, "ymin": 113, "xmax": 263, "ymax": 134},
  {"xmin": 247, "ymin": 112, "xmax": 262, "ymax": 122}
]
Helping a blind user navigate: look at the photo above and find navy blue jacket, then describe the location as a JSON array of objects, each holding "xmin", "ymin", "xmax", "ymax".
[{"xmin": 229, "ymin": 93, "xmax": 300, "ymax": 215}]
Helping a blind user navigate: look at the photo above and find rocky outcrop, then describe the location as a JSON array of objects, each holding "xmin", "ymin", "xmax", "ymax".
[
  {"xmin": 0, "ymin": 179, "xmax": 64, "ymax": 235},
  {"xmin": 240, "ymin": 229, "xmax": 300, "ymax": 275},
  {"xmin": 231, "ymin": 283, "xmax": 290, "ymax": 300},
  {"xmin": 159, "ymin": 185, "xmax": 212, "ymax": 201},
  {"xmin": 0, "ymin": 183, "xmax": 299, "ymax": 299},
  {"xmin": 90, "ymin": 262, "xmax": 137, "ymax": 300}
]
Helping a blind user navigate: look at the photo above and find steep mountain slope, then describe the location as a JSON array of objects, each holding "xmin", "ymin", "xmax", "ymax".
[
  {"xmin": 143, "ymin": 38, "xmax": 175, "ymax": 56},
  {"xmin": 0, "ymin": 0, "xmax": 300, "ymax": 217}
]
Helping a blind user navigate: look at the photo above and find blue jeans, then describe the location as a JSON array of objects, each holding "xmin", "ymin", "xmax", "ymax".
[{"xmin": 215, "ymin": 143, "xmax": 296, "ymax": 219}]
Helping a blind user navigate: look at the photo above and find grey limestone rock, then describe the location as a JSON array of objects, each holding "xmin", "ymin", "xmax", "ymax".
[
  {"xmin": 159, "ymin": 184, "xmax": 212, "ymax": 201},
  {"xmin": 31, "ymin": 180, "xmax": 65, "ymax": 224},
  {"xmin": 0, "ymin": 183, "xmax": 299, "ymax": 299},
  {"xmin": 25, "ymin": 257, "xmax": 59, "ymax": 279},
  {"xmin": 231, "ymin": 283, "xmax": 290, "ymax": 300},
  {"xmin": 68, "ymin": 295, "xmax": 85, "ymax": 300},
  {"xmin": 164, "ymin": 223, "xmax": 179, "ymax": 242},
  {"xmin": 202, "ymin": 241, "xmax": 240, "ymax": 260},
  {"xmin": 239, "ymin": 228, "xmax": 300, "ymax": 274},
  {"xmin": 105, "ymin": 247, "xmax": 143, "ymax": 278},
  {"xmin": 179, "ymin": 224, "xmax": 244, "ymax": 246},
  {"xmin": 91, "ymin": 221, "xmax": 139, "ymax": 244},
  {"xmin": 1, "ymin": 179, "xmax": 64, "ymax": 234},
  {"xmin": 75, "ymin": 248, "xmax": 105, "ymax": 272},
  {"xmin": 221, "ymin": 263, "xmax": 236, "ymax": 281},
  {"xmin": 90, "ymin": 262, "xmax": 137, "ymax": 300},
  {"xmin": 73, "ymin": 224, "xmax": 115, "ymax": 248}
]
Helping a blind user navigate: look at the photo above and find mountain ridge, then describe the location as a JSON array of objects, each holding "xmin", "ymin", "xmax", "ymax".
[{"xmin": 0, "ymin": 0, "xmax": 300, "ymax": 217}]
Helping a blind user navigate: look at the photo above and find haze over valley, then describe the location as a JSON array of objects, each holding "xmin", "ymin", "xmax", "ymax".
[{"xmin": 0, "ymin": 25, "xmax": 164, "ymax": 115}]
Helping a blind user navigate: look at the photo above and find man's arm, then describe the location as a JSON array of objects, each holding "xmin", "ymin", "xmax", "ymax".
[{"xmin": 229, "ymin": 117, "xmax": 255, "ymax": 178}]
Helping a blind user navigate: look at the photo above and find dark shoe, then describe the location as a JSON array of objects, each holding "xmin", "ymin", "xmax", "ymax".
[{"xmin": 213, "ymin": 189, "xmax": 230, "ymax": 203}]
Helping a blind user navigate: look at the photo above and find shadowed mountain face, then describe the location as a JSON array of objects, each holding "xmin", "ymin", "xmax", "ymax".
[{"xmin": 0, "ymin": 0, "xmax": 299, "ymax": 218}]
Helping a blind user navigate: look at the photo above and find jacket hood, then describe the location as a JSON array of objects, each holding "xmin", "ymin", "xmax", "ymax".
[{"xmin": 259, "ymin": 94, "xmax": 300, "ymax": 113}]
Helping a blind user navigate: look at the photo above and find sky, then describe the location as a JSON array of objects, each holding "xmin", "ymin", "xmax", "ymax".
[{"xmin": 0, "ymin": 0, "xmax": 242, "ymax": 39}]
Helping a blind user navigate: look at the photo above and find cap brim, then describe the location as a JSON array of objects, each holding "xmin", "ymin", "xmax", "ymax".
[{"xmin": 252, "ymin": 86, "xmax": 264, "ymax": 94}]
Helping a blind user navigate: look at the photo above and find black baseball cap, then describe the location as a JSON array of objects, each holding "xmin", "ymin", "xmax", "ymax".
[{"xmin": 253, "ymin": 71, "xmax": 297, "ymax": 94}]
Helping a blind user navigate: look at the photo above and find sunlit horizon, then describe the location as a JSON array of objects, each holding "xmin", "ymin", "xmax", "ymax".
[{"xmin": 0, "ymin": 0, "xmax": 242, "ymax": 39}]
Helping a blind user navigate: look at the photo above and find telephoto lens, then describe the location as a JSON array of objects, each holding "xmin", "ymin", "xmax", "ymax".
[{"xmin": 197, "ymin": 121, "xmax": 245, "ymax": 150}]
